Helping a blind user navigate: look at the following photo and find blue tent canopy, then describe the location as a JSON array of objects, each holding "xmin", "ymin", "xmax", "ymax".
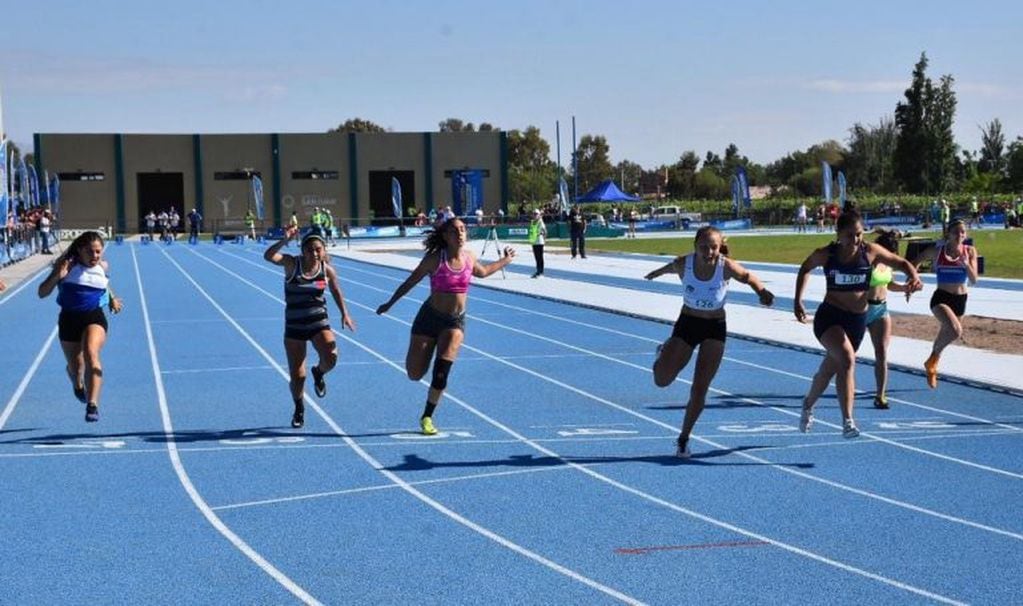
[{"xmin": 576, "ymin": 179, "xmax": 639, "ymax": 202}]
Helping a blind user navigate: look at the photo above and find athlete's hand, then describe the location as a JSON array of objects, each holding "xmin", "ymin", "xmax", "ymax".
[
  {"xmin": 284, "ymin": 225, "xmax": 299, "ymax": 240},
  {"xmin": 57, "ymin": 257, "xmax": 72, "ymax": 279},
  {"xmin": 342, "ymin": 314, "xmax": 356, "ymax": 331},
  {"xmin": 502, "ymin": 246, "xmax": 516, "ymax": 259},
  {"xmin": 758, "ymin": 289, "xmax": 775, "ymax": 307},
  {"xmin": 376, "ymin": 302, "xmax": 391, "ymax": 315},
  {"xmin": 793, "ymin": 300, "xmax": 808, "ymax": 323},
  {"xmin": 109, "ymin": 297, "xmax": 123, "ymax": 314}
]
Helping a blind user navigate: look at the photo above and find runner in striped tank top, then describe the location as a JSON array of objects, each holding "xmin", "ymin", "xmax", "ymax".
[{"xmin": 265, "ymin": 226, "xmax": 356, "ymax": 428}]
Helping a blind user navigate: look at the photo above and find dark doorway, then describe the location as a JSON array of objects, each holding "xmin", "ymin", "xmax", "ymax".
[
  {"xmin": 369, "ymin": 170, "xmax": 414, "ymax": 225},
  {"xmin": 137, "ymin": 172, "xmax": 184, "ymax": 232}
]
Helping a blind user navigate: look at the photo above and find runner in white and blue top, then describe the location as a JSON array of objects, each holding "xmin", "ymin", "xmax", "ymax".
[
  {"xmin": 645, "ymin": 226, "xmax": 774, "ymax": 458},
  {"xmin": 264, "ymin": 226, "xmax": 356, "ymax": 428},
  {"xmin": 37, "ymin": 231, "xmax": 123, "ymax": 423}
]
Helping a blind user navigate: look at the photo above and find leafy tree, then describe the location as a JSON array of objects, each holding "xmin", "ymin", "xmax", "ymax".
[
  {"xmin": 846, "ymin": 116, "xmax": 897, "ymax": 192},
  {"xmin": 477, "ymin": 122, "xmax": 497, "ymax": 132},
  {"xmin": 703, "ymin": 151, "xmax": 723, "ymax": 177},
  {"xmin": 978, "ymin": 118, "xmax": 1005, "ymax": 176},
  {"xmin": 893, "ymin": 53, "xmax": 958, "ymax": 194},
  {"xmin": 328, "ymin": 118, "xmax": 387, "ymax": 133},
  {"xmin": 665, "ymin": 151, "xmax": 700, "ymax": 198},
  {"xmin": 1005, "ymin": 137, "xmax": 1023, "ymax": 192},
  {"xmin": 614, "ymin": 159, "xmax": 643, "ymax": 194},
  {"xmin": 692, "ymin": 167, "xmax": 728, "ymax": 199},
  {"xmin": 439, "ymin": 118, "xmax": 475, "ymax": 132},
  {"xmin": 572, "ymin": 134, "xmax": 613, "ymax": 193},
  {"xmin": 506, "ymin": 126, "xmax": 555, "ymax": 203}
]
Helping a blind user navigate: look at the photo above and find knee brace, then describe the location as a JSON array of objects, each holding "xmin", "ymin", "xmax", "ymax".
[{"xmin": 430, "ymin": 358, "xmax": 454, "ymax": 391}]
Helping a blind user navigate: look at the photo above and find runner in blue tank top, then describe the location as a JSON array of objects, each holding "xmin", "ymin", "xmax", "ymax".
[
  {"xmin": 37, "ymin": 231, "xmax": 123, "ymax": 422},
  {"xmin": 794, "ymin": 211, "xmax": 923, "ymax": 438},
  {"xmin": 264, "ymin": 226, "xmax": 356, "ymax": 428},
  {"xmin": 645, "ymin": 226, "xmax": 775, "ymax": 458}
]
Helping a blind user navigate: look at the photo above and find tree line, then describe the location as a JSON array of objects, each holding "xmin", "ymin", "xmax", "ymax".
[{"xmin": 329, "ymin": 52, "xmax": 1023, "ymax": 203}]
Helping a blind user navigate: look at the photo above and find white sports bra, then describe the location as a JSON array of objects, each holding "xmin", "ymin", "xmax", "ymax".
[{"xmin": 681, "ymin": 255, "xmax": 728, "ymax": 311}]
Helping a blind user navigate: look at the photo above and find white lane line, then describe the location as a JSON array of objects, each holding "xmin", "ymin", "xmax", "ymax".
[
  {"xmin": 132, "ymin": 245, "xmax": 323, "ymax": 605},
  {"xmin": 213, "ymin": 464, "xmax": 587, "ymax": 512},
  {"xmin": 0, "ymin": 267, "xmax": 48, "ymax": 307},
  {"xmin": 5, "ymin": 428, "xmax": 1018, "ymax": 461},
  {"xmin": 211, "ymin": 247, "xmax": 968, "ymax": 605},
  {"xmin": 0, "ymin": 327, "xmax": 59, "ymax": 431},
  {"xmin": 161, "ymin": 365, "xmax": 274, "ymax": 375},
  {"xmin": 177, "ymin": 246, "xmax": 645, "ymax": 605}
]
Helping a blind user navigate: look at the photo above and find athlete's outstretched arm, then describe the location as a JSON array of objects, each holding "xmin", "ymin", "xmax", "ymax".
[
  {"xmin": 376, "ymin": 253, "xmax": 438, "ymax": 314},
  {"xmin": 644, "ymin": 256, "xmax": 683, "ymax": 281},
  {"xmin": 324, "ymin": 264, "xmax": 355, "ymax": 331},
  {"xmin": 472, "ymin": 247, "xmax": 516, "ymax": 278},
  {"xmin": 725, "ymin": 258, "xmax": 774, "ymax": 306}
]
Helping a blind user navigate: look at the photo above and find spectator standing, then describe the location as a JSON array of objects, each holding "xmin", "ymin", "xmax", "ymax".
[
  {"xmin": 528, "ymin": 209, "xmax": 547, "ymax": 278},
  {"xmin": 568, "ymin": 204, "xmax": 587, "ymax": 258}
]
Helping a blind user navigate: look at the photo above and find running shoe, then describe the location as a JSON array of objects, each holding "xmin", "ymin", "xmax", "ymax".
[
  {"xmin": 842, "ymin": 419, "xmax": 860, "ymax": 439},
  {"xmin": 311, "ymin": 366, "xmax": 327, "ymax": 398},
  {"xmin": 675, "ymin": 434, "xmax": 691, "ymax": 459},
  {"xmin": 420, "ymin": 416, "xmax": 438, "ymax": 436},
  {"xmin": 873, "ymin": 395, "xmax": 889, "ymax": 409},
  {"xmin": 85, "ymin": 403, "xmax": 99, "ymax": 423},
  {"xmin": 799, "ymin": 401, "xmax": 814, "ymax": 433},
  {"xmin": 924, "ymin": 355, "xmax": 939, "ymax": 389},
  {"xmin": 291, "ymin": 409, "xmax": 304, "ymax": 429}
]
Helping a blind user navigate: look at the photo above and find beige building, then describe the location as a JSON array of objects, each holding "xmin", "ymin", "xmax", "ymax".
[{"xmin": 33, "ymin": 131, "xmax": 508, "ymax": 233}]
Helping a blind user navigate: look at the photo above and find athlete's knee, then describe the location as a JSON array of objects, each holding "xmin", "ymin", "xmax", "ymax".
[
  {"xmin": 322, "ymin": 344, "xmax": 338, "ymax": 370},
  {"xmin": 430, "ymin": 358, "xmax": 454, "ymax": 391}
]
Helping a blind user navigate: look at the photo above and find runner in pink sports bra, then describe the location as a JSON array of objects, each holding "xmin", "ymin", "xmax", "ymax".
[{"xmin": 377, "ymin": 217, "xmax": 515, "ymax": 435}]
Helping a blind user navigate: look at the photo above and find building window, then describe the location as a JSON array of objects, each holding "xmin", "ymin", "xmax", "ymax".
[
  {"xmin": 58, "ymin": 172, "xmax": 105, "ymax": 181},
  {"xmin": 214, "ymin": 171, "xmax": 262, "ymax": 180},
  {"xmin": 292, "ymin": 171, "xmax": 339, "ymax": 180}
]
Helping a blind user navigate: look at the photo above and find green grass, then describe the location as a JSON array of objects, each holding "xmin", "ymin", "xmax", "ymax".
[{"xmin": 552, "ymin": 229, "xmax": 1023, "ymax": 279}]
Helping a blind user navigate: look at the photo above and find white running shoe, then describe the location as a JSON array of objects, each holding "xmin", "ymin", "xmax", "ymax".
[
  {"xmin": 799, "ymin": 402, "xmax": 814, "ymax": 433},
  {"xmin": 842, "ymin": 419, "xmax": 860, "ymax": 439}
]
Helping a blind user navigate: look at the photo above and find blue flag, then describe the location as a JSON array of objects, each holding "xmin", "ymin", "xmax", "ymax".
[
  {"xmin": 736, "ymin": 165, "xmax": 752, "ymax": 208},
  {"xmin": 251, "ymin": 175, "xmax": 264, "ymax": 221},
  {"xmin": 821, "ymin": 162, "xmax": 833, "ymax": 203},
  {"xmin": 558, "ymin": 176, "xmax": 570, "ymax": 213},
  {"xmin": 17, "ymin": 157, "xmax": 28, "ymax": 207},
  {"xmin": 49, "ymin": 173, "xmax": 61, "ymax": 216},
  {"xmin": 730, "ymin": 175, "xmax": 740, "ymax": 216},
  {"xmin": 27, "ymin": 164, "xmax": 39, "ymax": 207},
  {"xmin": 0, "ymin": 141, "xmax": 8, "ymax": 224},
  {"xmin": 391, "ymin": 176, "xmax": 402, "ymax": 219},
  {"xmin": 837, "ymin": 171, "xmax": 847, "ymax": 208}
]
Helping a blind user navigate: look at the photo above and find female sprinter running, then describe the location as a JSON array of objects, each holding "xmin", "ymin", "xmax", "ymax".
[
  {"xmin": 794, "ymin": 212, "xmax": 923, "ymax": 438},
  {"xmin": 645, "ymin": 226, "xmax": 775, "ymax": 458},
  {"xmin": 376, "ymin": 218, "xmax": 515, "ymax": 435},
  {"xmin": 37, "ymin": 231, "xmax": 123, "ymax": 422},
  {"xmin": 264, "ymin": 226, "xmax": 356, "ymax": 428},
  {"xmin": 914, "ymin": 219, "xmax": 979, "ymax": 388},
  {"xmin": 865, "ymin": 229, "xmax": 915, "ymax": 409}
]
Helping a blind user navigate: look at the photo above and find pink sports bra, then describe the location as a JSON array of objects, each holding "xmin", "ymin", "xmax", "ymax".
[{"xmin": 430, "ymin": 250, "xmax": 473, "ymax": 294}]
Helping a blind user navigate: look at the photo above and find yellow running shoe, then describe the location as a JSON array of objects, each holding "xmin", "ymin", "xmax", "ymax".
[{"xmin": 420, "ymin": 416, "xmax": 438, "ymax": 436}]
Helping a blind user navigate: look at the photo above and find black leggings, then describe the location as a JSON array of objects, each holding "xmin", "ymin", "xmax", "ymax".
[{"xmin": 532, "ymin": 244, "xmax": 544, "ymax": 274}]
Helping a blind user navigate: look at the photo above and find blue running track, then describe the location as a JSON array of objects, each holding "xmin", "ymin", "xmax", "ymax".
[{"xmin": 1, "ymin": 242, "xmax": 1021, "ymax": 604}]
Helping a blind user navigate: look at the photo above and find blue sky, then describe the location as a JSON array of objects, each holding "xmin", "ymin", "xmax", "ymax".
[{"xmin": 2, "ymin": 0, "xmax": 1021, "ymax": 168}]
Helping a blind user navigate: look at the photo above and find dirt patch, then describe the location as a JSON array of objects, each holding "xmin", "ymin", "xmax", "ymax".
[{"xmin": 890, "ymin": 314, "xmax": 1023, "ymax": 355}]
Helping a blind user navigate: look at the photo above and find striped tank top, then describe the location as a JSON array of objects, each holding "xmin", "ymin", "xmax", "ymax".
[{"xmin": 285, "ymin": 257, "xmax": 329, "ymax": 334}]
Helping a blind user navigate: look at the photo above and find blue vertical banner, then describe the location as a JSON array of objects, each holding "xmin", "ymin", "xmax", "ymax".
[
  {"xmin": 27, "ymin": 164, "xmax": 39, "ymax": 207},
  {"xmin": 736, "ymin": 165, "xmax": 752, "ymax": 209},
  {"xmin": 17, "ymin": 156, "xmax": 28, "ymax": 208},
  {"xmin": 837, "ymin": 171, "xmax": 847, "ymax": 208},
  {"xmin": 730, "ymin": 175, "xmax": 740, "ymax": 217},
  {"xmin": 821, "ymin": 162, "xmax": 833, "ymax": 203},
  {"xmin": 558, "ymin": 176, "xmax": 570, "ymax": 214},
  {"xmin": 451, "ymin": 169, "xmax": 483, "ymax": 216},
  {"xmin": 251, "ymin": 175, "xmax": 264, "ymax": 221},
  {"xmin": 49, "ymin": 172, "xmax": 61, "ymax": 216},
  {"xmin": 391, "ymin": 176, "xmax": 402, "ymax": 219},
  {"xmin": 0, "ymin": 140, "xmax": 8, "ymax": 224}
]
